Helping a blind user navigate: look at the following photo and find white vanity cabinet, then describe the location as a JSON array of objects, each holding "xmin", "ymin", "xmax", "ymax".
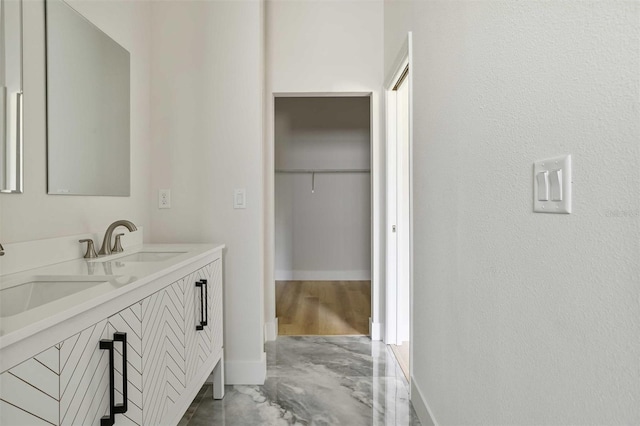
[{"xmin": 0, "ymin": 251, "xmax": 224, "ymax": 426}]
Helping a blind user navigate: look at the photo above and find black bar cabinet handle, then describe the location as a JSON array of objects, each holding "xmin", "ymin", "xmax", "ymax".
[
  {"xmin": 100, "ymin": 339, "xmax": 115, "ymax": 426},
  {"xmin": 201, "ymin": 279, "xmax": 208, "ymax": 327},
  {"xmin": 100, "ymin": 332, "xmax": 128, "ymax": 426},
  {"xmin": 196, "ymin": 280, "xmax": 204, "ymax": 331},
  {"xmin": 113, "ymin": 332, "xmax": 128, "ymax": 415}
]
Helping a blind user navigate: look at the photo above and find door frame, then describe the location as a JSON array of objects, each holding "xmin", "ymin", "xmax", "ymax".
[
  {"xmin": 385, "ymin": 33, "xmax": 413, "ymax": 347},
  {"xmin": 265, "ymin": 91, "xmax": 382, "ymax": 341}
]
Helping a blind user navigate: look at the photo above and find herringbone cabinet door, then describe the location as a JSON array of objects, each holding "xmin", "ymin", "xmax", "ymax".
[
  {"xmin": 59, "ymin": 305, "xmax": 143, "ymax": 426},
  {"xmin": 184, "ymin": 261, "xmax": 220, "ymax": 384},
  {"xmin": 59, "ymin": 319, "xmax": 111, "ymax": 425},
  {"xmin": 108, "ymin": 303, "xmax": 144, "ymax": 425},
  {"xmin": 141, "ymin": 281, "xmax": 187, "ymax": 426}
]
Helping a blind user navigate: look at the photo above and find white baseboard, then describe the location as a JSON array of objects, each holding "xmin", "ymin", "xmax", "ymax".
[
  {"xmin": 275, "ymin": 270, "xmax": 293, "ymax": 280},
  {"xmin": 411, "ymin": 378, "xmax": 438, "ymax": 426},
  {"xmin": 275, "ymin": 270, "xmax": 371, "ymax": 281},
  {"xmin": 224, "ymin": 352, "xmax": 267, "ymax": 385},
  {"xmin": 264, "ymin": 318, "xmax": 278, "ymax": 342},
  {"xmin": 369, "ymin": 318, "xmax": 383, "ymax": 341}
]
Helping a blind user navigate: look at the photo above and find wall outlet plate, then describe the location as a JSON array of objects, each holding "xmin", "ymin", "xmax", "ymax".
[
  {"xmin": 533, "ymin": 155, "xmax": 571, "ymax": 214},
  {"xmin": 159, "ymin": 189, "xmax": 171, "ymax": 209}
]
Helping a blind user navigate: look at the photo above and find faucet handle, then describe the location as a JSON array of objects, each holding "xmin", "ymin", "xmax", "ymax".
[
  {"xmin": 79, "ymin": 239, "xmax": 98, "ymax": 259},
  {"xmin": 112, "ymin": 233, "xmax": 125, "ymax": 253}
]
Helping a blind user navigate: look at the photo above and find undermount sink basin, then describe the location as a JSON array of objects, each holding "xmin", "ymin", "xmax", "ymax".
[
  {"xmin": 0, "ymin": 275, "xmax": 114, "ymax": 318},
  {"xmin": 113, "ymin": 251, "xmax": 186, "ymax": 262}
]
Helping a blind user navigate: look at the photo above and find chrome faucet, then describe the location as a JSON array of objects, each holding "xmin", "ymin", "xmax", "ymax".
[
  {"xmin": 0, "ymin": 243, "xmax": 4, "ymax": 256},
  {"xmin": 98, "ymin": 220, "xmax": 138, "ymax": 256}
]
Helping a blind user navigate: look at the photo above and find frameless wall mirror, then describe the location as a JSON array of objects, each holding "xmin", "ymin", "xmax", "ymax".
[
  {"xmin": 46, "ymin": 0, "xmax": 130, "ymax": 196},
  {"xmin": 0, "ymin": 0, "xmax": 23, "ymax": 194}
]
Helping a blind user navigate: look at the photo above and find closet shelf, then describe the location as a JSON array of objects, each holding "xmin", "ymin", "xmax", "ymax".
[{"xmin": 275, "ymin": 169, "xmax": 370, "ymax": 174}]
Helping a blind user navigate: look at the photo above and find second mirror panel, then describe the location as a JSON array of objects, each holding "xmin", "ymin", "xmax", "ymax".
[{"xmin": 46, "ymin": 0, "xmax": 130, "ymax": 196}]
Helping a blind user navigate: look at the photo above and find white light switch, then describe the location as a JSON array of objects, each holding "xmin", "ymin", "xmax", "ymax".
[
  {"xmin": 234, "ymin": 189, "xmax": 246, "ymax": 209},
  {"xmin": 533, "ymin": 155, "xmax": 571, "ymax": 214},
  {"xmin": 536, "ymin": 171, "xmax": 549, "ymax": 201},
  {"xmin": 550, "ymin": 169, "xmax": 562, "ymax": 201}
]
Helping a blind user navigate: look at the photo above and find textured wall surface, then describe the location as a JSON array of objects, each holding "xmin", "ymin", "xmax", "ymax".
[
  {"xmin": 1, "ymin": 0, "xmax": 152, "ymax": 244},
  {"xmin": 384, "ymin": 1, "xmax": 640, "ymax": 424}
]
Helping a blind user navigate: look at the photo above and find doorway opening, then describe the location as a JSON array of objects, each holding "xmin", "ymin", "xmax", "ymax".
[
  {"xmin": 385, "ymin": 34, "xmax": 413, "ymax": 381},
  {"xmin": 274, "ymin": 96, "xmax": 372, "ymax": 335}
]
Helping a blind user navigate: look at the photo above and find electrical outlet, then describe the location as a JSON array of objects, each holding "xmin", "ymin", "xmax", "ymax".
[{"xmin": 159, "ymin": 189, "xmax": 171, "ymax": 209}]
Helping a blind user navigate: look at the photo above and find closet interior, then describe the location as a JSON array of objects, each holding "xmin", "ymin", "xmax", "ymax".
[{"xmin": 275, "ymin": 96, "xmax": 371, "ymax": 335}]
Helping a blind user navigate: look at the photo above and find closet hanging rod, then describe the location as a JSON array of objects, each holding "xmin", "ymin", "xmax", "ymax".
[{"xmin": 275, "ymin": 169, "xmax": 370, "ymax": 174}]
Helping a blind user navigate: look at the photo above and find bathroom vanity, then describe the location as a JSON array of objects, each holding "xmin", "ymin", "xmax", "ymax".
[{"xmin": 0, "ymin": 234, "xmax": 225, "ymax": 425}]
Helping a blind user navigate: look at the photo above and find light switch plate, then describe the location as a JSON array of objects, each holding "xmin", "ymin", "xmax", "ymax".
[
  {"xmin": 234, "ymin": 189, "xmax": 246, "ymax": 209},
  {"xmin": 533, "ymin": 155, "xmax": 571, "ymax": 214}
]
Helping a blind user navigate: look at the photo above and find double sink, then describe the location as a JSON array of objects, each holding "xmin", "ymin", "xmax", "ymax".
[{"xmin": 0, "ymin": 250, "xmax": 186, "ymax": 320}]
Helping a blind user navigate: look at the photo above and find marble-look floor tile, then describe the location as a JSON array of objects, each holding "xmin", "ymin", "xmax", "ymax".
[
  {"xmin": 268, "ymin": 336, "xmax": 406, "ymax": 380},
  {"xmin": 184, "ymin": 336, "xmax": 421, "ymax": 426}
]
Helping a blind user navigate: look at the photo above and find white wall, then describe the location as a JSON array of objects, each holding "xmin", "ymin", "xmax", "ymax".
[
  {"xmin": 149, "ymin": 0, "xmax": 266, "ymax": 384},
  {"xmin": 384, "ymin": 1, "xmax": 640, "ymax": 424},
  {"xmin": 0, "ymin": 0, "xmax": 152, "ymax": 245},
  {"xmin": 265, "ymin": 0, "xmax": 384, "ymax": 339},
  {"xmin": 275, "ymin": 97, "xmax": 371, "ymax": 280}
]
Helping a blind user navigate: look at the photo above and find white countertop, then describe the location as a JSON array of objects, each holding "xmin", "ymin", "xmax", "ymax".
[{"xmin": 0, "ymin": 243, "xmax": 224, "ymax": 352}]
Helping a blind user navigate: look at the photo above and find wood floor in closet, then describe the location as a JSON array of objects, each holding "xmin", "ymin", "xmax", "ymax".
[{"xmin": 276, "ymin": 281, "xmax": 371, "ymax": 336}]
